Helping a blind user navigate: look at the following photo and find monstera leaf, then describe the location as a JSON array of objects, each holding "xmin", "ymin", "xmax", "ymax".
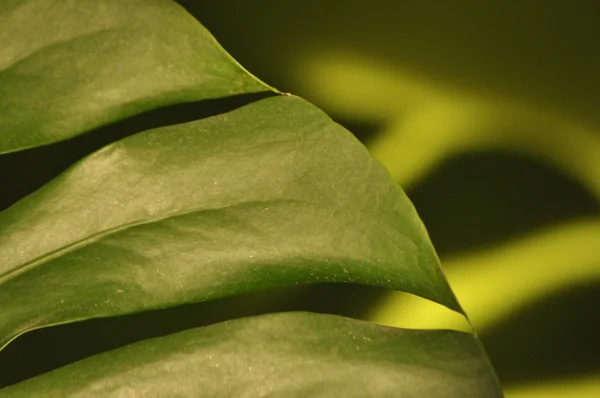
[{"xmin": 0, "ymin": 0, "xmax": 502, "ymax": 396}]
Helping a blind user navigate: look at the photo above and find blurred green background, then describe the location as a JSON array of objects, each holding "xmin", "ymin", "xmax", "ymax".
[{"xmin": 176, "ymin": 1, "xmax": 600, "ymax": 397}]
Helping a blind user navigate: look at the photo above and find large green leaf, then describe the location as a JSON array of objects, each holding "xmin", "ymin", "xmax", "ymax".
[
  {"xmin": 0, "ymin": 95, "xmax": 461, "ymax": 350},
  {"xmin": 0, "ymin": 0, "xmax": 271, "ymax": 154},
  {"xmin": 0, "ymin": 2, "xmax": 502, "ymax": 395},
  {"xmin": 0, "ymin": 312, "xmax": 502, "ymax": 397}
]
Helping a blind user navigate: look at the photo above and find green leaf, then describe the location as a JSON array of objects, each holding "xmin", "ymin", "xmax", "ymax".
[
  {"xmin": 0, "ymin": 95, "xmax": 461, "ymax": 350},
  {"xmin": 1, "ymin": 3, "xmax": 501, "ymax": 394},
  {"xmin": 0, "ymin": 312, "xmax": 502, "ymax": 397},
  {"xmin": 0, "ymin": 0, "xmax": 272, "ymax": 154}
]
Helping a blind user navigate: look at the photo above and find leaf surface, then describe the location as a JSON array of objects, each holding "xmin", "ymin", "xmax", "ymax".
[
  {"xmin": 0, "ymin": 0, "xmax": 271, "ymax": 153},
  {"xmin": 0, "ymin": 312, "xmax": 502, "ymax": 397},
  {"xmin": 0, "ymin": 95, "xmax": 460, "ymax": 350}
]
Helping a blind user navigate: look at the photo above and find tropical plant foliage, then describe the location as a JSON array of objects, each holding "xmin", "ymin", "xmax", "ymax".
[
  {"xmin": 181, "ymin": 2, "xmax": 600, "ymax": 397},
  {"xmin": 0, "ymin": 0, "xmax": 503, "ymax": 396}
]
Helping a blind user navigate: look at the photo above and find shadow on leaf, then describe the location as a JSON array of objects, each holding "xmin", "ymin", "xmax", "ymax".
[
  {"xmin": 0, "ymin": 91, "xmax": 275, "ymax": 213},
  {"xmin": 0, "ymin": 282, "xmax": 390, "ymax": 388}
]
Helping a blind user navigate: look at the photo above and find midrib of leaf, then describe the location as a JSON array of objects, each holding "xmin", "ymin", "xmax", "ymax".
[{"xmin": 0, "ymin": 198, "xmax": 298, "ymax": 284}]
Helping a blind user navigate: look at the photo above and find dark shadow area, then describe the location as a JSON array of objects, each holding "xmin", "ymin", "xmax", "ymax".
[
  {"xmin": 330, "ymin": 116, "xmax": 383, "ymax": 144},
  {"xmin": 0, "ymin": 91, "xmax": 275, "ymax": 212},
  {"xmin": 0, "ymin": 282, "xmax": 385, "ymax": 388},
  {"xmin": 178, "ymin": 0, "xmax": 600, "ymax": 128},
  {"xmin": 481, "ymin": 281, "xmax": 600, "ymax": 386},
  {"xmin": 407, "ymin": 150, "xmax": 600, "ymax": 256}
]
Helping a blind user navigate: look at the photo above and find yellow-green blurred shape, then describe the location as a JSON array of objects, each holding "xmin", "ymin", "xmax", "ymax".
[
  {"xmin": 296, "ymin": 51, "xmax": 600, "ymax": 332},
  {"xmin": 369, "ymin": 101, "xmax": 600, "ymax": 198},
  {"xmin": 504, "ymin": 374, "xmax": 600, "ymax": 398},
  {"xmin": 365, "ymin": 291, "xmax": 471, "ymax": 332},
  {"xmin": 295, "ymin": 50, "xmax": 440, "ymax": 121},
  {"xmin": 295, "ymin": 51, "xmax": 600, "ymax": 198},
  {"xmin": 369, "ymin": 219, "xmax": 600, "ymax": 331}
]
